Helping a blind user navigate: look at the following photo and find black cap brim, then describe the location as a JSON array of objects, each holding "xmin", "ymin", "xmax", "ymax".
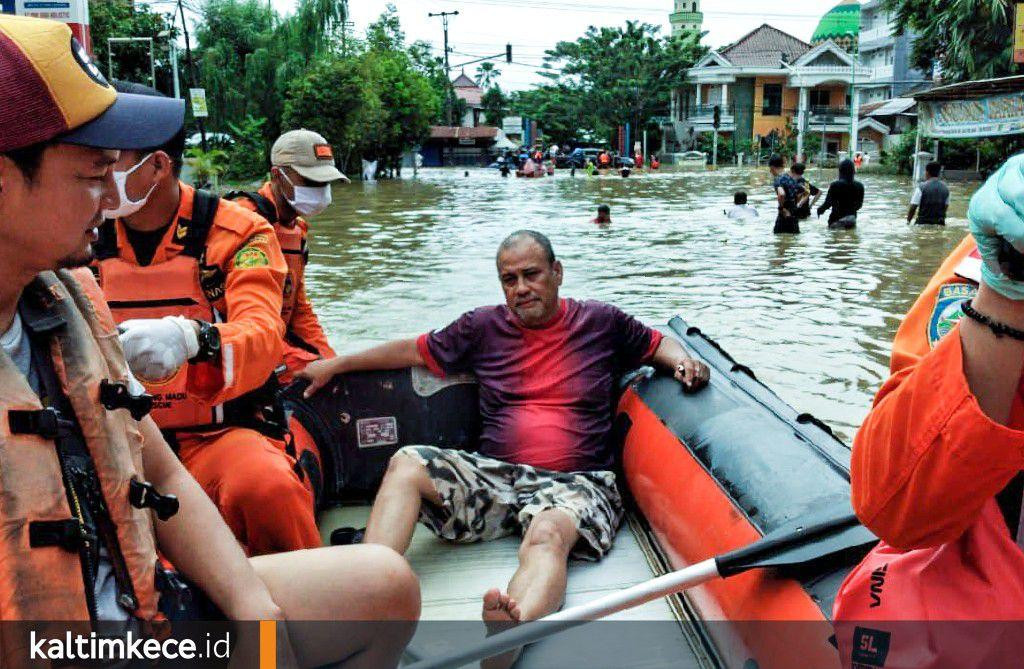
[{"xmin": 59, "ymin": 92, "xmax": 186, "ymax": 150}]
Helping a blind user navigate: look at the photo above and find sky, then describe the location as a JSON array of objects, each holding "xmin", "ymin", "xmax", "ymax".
[{"xmin": 258, "ymin": 0, "xmax": 845, "ymax": 91}]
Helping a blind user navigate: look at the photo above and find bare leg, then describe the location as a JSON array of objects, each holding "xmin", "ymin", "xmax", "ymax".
[
  {"xmin": 251, "ymin": 544, "xmax": 420, "ymax": 669},
  {"xmin": 481, "ymin": 509, "xmax": 579, "ymax": 669},
  {"xmin": 364, "ymin": 452, "xmax": 443, "ymax": 554}
]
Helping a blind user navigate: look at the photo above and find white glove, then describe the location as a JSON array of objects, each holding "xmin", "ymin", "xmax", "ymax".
[{"xmin": 118, "ymin": 316, "xmax": 200, "ymax": 383}]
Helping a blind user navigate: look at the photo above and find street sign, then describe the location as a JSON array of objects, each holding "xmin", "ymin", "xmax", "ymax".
[
  {"xmin": 1015, "ymin": 3, "xmax": 1024, "ymax": 63},
  {"xmin": 189, "ymin": 88, "xmax": 209, "ymax": 118}
]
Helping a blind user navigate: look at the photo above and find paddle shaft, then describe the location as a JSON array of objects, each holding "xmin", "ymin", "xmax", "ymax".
[{"xmin": 406, "ymin": 558, "xmax": 720, "ymax": 669}]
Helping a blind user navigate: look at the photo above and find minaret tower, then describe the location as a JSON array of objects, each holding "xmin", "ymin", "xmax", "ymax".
[{"xmin": 670, "ymin": 0, "xmax": 703, "ymax": 37}]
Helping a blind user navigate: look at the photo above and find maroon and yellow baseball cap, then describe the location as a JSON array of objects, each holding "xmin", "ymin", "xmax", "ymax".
[{"xmin": 0, "ymin": 14, "xmax": 185, "ymax": 152}]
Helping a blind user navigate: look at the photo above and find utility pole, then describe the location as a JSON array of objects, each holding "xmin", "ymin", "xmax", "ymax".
[
  {"xmin": 177, "ymin": 0, "xmax": 206, "ymax": 152},
  {"xmin": 429, "ymin": 10, "xmax": 459, "ymax": 127}
]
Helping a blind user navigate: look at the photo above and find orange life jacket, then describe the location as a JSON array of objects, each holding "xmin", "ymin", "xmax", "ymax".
[
  {"xmin": 224, "ymin": 190, "xmax": 307, "ymax": 326},
  {"xmin": 598, "ymin": 152, "xmax": 611, "ymax": 166},
  {"xmin": 93, "ymin": 191, "xmax": 279, "ymax": 434},
  {"xmin": 0, "ymin": 270, "xmax": 163, "ymax": 658}
]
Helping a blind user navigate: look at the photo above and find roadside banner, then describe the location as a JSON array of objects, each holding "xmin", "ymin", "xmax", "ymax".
[
  {"xmin": 919, "ymin": 91, "xmax": 1024, "ymax": 138},
  {"xmin": 189, "ymin": 88, "xmax": 209, "ymax": 118},
  {"xmin": 3, "ymin": 0, "xmax": 91, "ymax": 51}
]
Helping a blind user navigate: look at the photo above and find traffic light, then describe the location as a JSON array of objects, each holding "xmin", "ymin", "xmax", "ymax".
[
  {"xmin": 713, "ymin": 105, "xmax": 721, "ymax": 129},
  {"xmin": 506, "ymin": 43, "xmax": 512, "ymax": 63}
]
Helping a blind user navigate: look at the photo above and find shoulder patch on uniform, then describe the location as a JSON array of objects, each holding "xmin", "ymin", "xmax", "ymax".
[
  {"xmin": 233, "ymin": 246, "xmax": 270, "ymax": 269},
  {"xmin": 928, "ymin": 282, "xmax": 978, "ymax": 348}
]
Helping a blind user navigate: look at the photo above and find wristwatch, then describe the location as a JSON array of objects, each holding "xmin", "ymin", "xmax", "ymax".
[{"xmin": 190, "ymin": 320, "xmax": 221, "ymax": 363}]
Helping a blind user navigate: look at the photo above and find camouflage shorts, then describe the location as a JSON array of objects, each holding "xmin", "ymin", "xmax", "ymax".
[{"xmin": 398, "ymin": 445, "xmax": 623, "ymax": 561}]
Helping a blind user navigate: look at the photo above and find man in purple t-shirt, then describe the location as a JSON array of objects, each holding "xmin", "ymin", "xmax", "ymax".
[{"xmin": 301, "ymin": 230, "xmax": 709, "ymax": 668}]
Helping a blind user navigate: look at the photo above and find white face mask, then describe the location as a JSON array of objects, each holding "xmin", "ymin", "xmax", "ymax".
[
  {"xmin": 102, "ymin": 153, "xmax": 157, "ymax": 219},
  {"xmin": 280, "ymin": 170, "xmax": 331, "ymax": 217}
]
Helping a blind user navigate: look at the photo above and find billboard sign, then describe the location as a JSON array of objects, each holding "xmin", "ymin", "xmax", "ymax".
[
  {"xmin": 2, "ymin": 0, "xmax": 91, "ymax": 51},
  {"xmin": 920, "ymin": 92, "xmax": 1024, "ymax": 138}
]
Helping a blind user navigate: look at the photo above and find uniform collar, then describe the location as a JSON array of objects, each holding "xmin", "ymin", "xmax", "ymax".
[{"xmin": 114, "ymin": 181, "xmax": 192, "ymax": 265}]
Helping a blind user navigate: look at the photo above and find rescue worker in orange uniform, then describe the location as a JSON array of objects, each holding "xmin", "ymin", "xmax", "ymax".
[
  {"xmin": 226, "ymin": 129, "xmax": 346, "ymax": 382},
  {"xmin": 852, "ymin": 155, "xmax": 1024, "ymax": 558},
  {"xmin": 0, "ymin": 15, "xmax": 418, "ymax": 666},
  {"xmin": 91, "ymin": 82, "xmax": 319, "ymax": 556}
]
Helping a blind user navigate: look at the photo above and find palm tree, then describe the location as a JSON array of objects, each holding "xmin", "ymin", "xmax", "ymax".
[{"xmin": 475, "ymin": 62, "xmax": 501, "ymax": 89}]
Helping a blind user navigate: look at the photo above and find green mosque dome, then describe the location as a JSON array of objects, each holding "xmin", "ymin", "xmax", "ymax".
[{"xmin": 811, "ymin": 0, "xmax": 861, "ymax": 52}]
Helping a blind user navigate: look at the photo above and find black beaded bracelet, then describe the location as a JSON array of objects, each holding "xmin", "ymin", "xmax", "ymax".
[{"xmin": 960, "ymin": 299, "xmax": 1024, "ymax": 341}]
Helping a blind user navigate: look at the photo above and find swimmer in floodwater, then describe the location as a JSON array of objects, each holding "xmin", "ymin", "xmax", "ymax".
[
  {"xmin": 620, "ymin": 167, "xmax": 630, "ymax": 178},
  {"xmin": 725, "ymin": 191, "xmax": 759, "ymax": 219},
  {"xmin": 592, "ymin": 204, "xmax": 612, "ymax": 225}
]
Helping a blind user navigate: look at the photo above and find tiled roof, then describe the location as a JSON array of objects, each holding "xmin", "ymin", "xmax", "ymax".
[
  {"xmin": 455, "ymin": 87, "xmax": 483, "ymax": 106},
  {"xmin": 720, "ymin": 24, "xmax": 811, "ymax": 68},
  {"xmin": 451, "ymin": 72, "xmax": 478, "ymax": 88}
]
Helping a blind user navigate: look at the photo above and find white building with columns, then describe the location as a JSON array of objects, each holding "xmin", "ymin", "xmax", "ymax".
[{"xmin": 667, "ymin": 24, "xmax": 872, "ymax": 160}]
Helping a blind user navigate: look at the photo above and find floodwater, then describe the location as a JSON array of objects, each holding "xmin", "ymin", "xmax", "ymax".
[{"xmin": 305, "ymin": 166, "xmax": 979, "ymax": 443}]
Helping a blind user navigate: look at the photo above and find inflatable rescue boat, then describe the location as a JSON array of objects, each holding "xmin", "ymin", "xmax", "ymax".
[{"xmin": 285, "ymin": 317, "xmax": 872, "ymax": 668}]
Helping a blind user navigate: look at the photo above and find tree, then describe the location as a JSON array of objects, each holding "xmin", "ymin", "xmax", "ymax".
[
  {"xmin": 519, "ymin": 22, "xmax": 705, "ymax": 145},
  {"xmin": 884, "ymin": 0, "xmax": 1014, "ymax": 81},
  {"xmin": 481, "ymin": 86, "xmax": 508, "ymax": 126},
  {"xmin": 283, "ymin": 56, "xmax": 379, "ymax": 172},
  {"xmin": 475, "ymin": 62, "xmax": 501, "ymax": 89},
  {"xmin": 89, "ymin": 0, "xmax": 177, "ymax": 92}
]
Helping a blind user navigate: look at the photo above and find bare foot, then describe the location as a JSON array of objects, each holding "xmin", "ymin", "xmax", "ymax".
[{"xmin": 481, "ymin": 588, "xmax": 523, "ymax": 669}]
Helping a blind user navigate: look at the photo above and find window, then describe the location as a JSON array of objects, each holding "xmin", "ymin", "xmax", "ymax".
[
  {"xmin": 762, "ymin": 84, "xmax": 782, "ymax": 116},
  {"xmin": 809, "ymin": 89, "xmax": 830, "ymax": 109}
]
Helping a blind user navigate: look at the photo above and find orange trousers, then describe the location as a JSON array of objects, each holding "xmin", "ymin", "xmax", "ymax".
[{"xmin": 176, "ymin": 427, "xmax": 321, "ymax": 556}]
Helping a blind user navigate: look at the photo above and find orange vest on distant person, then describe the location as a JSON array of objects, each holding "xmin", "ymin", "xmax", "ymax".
[
  {"xmin": 0, "ymin": 270, "xmax": 161, "ymax": 638},
  {"xmin": 224, "ymin": 188, "xmax": 306, "ymax": 325}
]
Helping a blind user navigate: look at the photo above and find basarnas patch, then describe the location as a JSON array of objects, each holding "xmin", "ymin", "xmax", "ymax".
[
  {"xmin": 233, "ymin": 245, "xmax": 270, "ymax": 269},
  {"xmin": 928, "ymin": 282, "xmax": 977, "ymax": 348}
]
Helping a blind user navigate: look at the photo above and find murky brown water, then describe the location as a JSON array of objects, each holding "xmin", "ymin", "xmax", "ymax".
[{"xmin": 304, "ymin": 166, "xmax": 979, "ymax": 443}]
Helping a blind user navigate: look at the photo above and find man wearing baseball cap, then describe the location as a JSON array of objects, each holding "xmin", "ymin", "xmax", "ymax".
[
  {"xmin": 0, "ymin": 14, "xmax": 418, "ymax": 665},
  {"xmin": 227, "ymin": 129, "xmax": 348, "ymax": 383}
]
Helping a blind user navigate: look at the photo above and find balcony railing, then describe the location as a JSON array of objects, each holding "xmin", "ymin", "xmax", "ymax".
[
  {"xmin": 807, "ymin": 106, "xmax": 852, "ymax": 123},
  {"xmin": 686, "ymin": 104, "xmax": 736, "ymax": 119}
]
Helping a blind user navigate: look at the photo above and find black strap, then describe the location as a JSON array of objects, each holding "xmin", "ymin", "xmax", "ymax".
[
  {"xmin": 99, "ymin": 380, "xmax": 153, "ymax": 421},
  {"xmin": 129, "ymin": 479, "xmax": 179, "ymax": 521},
  {"xmin": 961, "ymin": 299, "xmax": 1024, "ymax": 341},
  {"xmin": 180, "ymin": 189, "xmax": 220, "ymax": 259},
  {"xmin": 8, "ymin": 407, "xmax": 75, "ymax": 439},
  {"xmin": 29, "ymin": 518, "xmax": 97, "ymax": 552},
  {"xmin": 224, "ymin": 190, "xmax": 278, "ymax": 224},
  {"xmin": 92, "ymin": 219, "xmax": 119, "ymax": 260}
]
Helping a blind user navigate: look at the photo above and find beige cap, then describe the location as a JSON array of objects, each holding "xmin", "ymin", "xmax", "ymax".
[{"xmin": 271, "ymin": 129, "xmax": 348, "ymax": 183}]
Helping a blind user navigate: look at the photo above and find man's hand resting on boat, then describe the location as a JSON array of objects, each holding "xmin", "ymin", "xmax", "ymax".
[{"xmin": 652, "ymin": 336, "xmax": 710, "ymax": 393}]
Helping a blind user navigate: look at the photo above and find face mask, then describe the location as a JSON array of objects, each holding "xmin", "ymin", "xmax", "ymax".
[
  {"xmin": 102, "ymin": 153, "xmax": 157, "ymax": 219},
  {"xmin": 280, "ymin": 170, "xmax": 331, "ymax": 217}
]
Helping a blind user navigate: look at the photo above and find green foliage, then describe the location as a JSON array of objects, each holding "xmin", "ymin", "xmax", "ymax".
[
  {"xmin": 282, "ymin": 56, "xmax": 378, "ymax": 171},
  {"xmin": 185, "ymin": 146, "xmax": 228, "ymax": 186},
  {"xmin": 481, "ymin": 86, "xmax": 508, "ymax": 126},
  {"xmin": 514, "ymin": 22, "xmax": 705, "ymax": 145},
  {"xmin": 884, "ymin": 0, "xmax": 1014, "ymax": 81},
  {"xmin": 223, "ymin": 115, "xmax": 269, "ymax": 181},
  {"xmin": 195, "ymin": 0, "xmax": 348, "ymax": 139},
  {"xmin": 475, "ymin": 62, "xmax": 501, "ymax": 89},
  {"xmin": 89, "ymin": 0, "xmax": 177, "ymax": 92},
  {"xmin": 881, "ymin": 128, "xmax": 917, "ymax": 174}
]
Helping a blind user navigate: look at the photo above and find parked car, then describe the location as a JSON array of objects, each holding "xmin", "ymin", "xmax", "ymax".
[
  {"xmin": 567, "ymin": 147, "xmax": 603, "ymax": 168},
  {"xmin": 678, "ymin": 150, "xmax": 708, "ymax": 165},
  {"xmin": 614, "ymin": 156, "xmax": 635, "ymax": 168}
]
